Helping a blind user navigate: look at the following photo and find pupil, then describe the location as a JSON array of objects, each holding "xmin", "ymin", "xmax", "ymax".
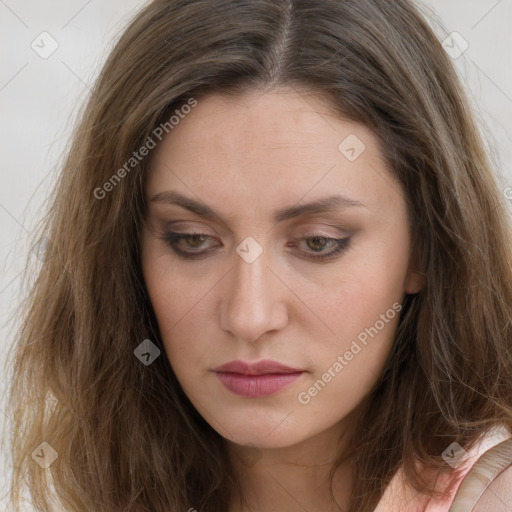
[
  {"xmin": 308, "ymin": 236, "xmax": 327, "ymax": 251},
  {"xmin": 187, "ymin": 234, "xmax": 205, "ymax": 247}
]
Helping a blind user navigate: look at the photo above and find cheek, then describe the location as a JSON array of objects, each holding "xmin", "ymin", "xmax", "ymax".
[
  {"xmin": 297, "ymin": 233, "xmax": 408, "ymax": 391},
  {"xmin": 141, "ymin": 234, "xmax": 199, "ymax": 327},
  {"xmin": 296, "ymin": 298, "xmax": 401, "ymax": 419},
  {"xmin": 141, "ymin": 241, "xmax": 218, "ymax": 375},
  {"xmin": 309, "ymin": 236, "xmax": 408, "ymax": 335}
]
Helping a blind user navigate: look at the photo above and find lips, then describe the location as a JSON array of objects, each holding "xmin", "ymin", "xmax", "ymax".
[
  {"xmin": 212, "ymin": 359, "xmax": 303, "ymax": 375},
  {"xmin": 212, "ymin": 360, "xmax": 305, "ymax": 397}
]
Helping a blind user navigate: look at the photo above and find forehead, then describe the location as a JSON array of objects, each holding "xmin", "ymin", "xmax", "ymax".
[
  {"xmin": 145, "ymin": 89, "xmax": 403, "ymax": 223},
  {"xmin": 160, "ymin": 87, "xmax": 373, "ymax": 152}
]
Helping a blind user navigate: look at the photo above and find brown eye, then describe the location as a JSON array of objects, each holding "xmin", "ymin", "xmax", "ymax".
[
  {"xmin": 162, "ymin": 232, "xmax": 218, "ymax": 257},
  {"xmin": 181, "ymin": 234, "xmax": 208, "ymax": 249},
  {"xmin": 306, "ymin": 236, "xmax": 330, "ymax": 252},
  {"xmin": 294, "ymin": 235, "xmax": 351, "ymax": 261},
  {"xmin": 162, "ymin": 232, "xmax": 350, "ymax": 261}
]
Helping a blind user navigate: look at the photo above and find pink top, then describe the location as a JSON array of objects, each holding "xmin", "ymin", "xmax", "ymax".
[{"xmin": 374, "ymin": 425, "xmax": 511, "ymax": 512}]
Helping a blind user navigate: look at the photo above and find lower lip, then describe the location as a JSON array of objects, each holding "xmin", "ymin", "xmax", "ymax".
[{"xmin": 214, "ymin": 371, "xmax": 304, "ymax": 397}]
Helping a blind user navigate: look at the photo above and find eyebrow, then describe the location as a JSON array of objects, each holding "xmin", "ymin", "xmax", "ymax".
[{"xmin": 150, "ymin": 190, "xmax": 367, "ymax": 223}]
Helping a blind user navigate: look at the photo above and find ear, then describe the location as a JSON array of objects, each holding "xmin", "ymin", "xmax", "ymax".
[{"xmin": 404, "ymin": 244, "xmax": 426, "ymax": 295}]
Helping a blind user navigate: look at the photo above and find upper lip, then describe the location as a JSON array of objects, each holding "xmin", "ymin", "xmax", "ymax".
[{"xmin": 212, "ymin": 359, "xmax": 304, "ymax": 375}]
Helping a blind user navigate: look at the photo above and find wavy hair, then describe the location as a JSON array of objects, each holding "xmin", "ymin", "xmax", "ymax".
[{"xmin": 5, "ymin": 0, "xmax": 512, "ymax": 510}]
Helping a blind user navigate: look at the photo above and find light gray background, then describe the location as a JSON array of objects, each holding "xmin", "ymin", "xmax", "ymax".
[{"xmin": 0, "ymin": 0, "xmax": 511, "ymax": 508}]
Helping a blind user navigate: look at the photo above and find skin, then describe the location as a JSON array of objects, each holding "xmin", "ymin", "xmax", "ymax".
[{"xmin": 140, "ymin": 87, "xmax": 425, "ymax": 511}]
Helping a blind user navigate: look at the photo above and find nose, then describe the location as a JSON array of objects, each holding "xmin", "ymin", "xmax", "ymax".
[{"xmin": 219, "ymin": 248, "xmax": 289, "ymax": 343}]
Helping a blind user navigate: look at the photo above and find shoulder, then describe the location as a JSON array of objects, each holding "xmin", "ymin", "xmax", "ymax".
[
  {"xmin": 443, "ymin": 429, "xmax": 512, "ymax": 511},
  {"xmin": 474, "ymin": 464, "xmax": 512, "ymax": 511}
]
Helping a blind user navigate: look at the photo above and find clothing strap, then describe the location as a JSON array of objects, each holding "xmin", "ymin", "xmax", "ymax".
[{"xmin": 449, "ymin": 438, "xmax": 512, "ymax": 511}]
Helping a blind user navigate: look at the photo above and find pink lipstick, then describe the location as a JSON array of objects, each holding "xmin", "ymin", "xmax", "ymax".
[{"xmin": 212, "ymin": 360, "xmax": 305, "ymax": 398}]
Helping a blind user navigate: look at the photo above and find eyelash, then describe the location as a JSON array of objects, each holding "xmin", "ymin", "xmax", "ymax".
[{"xmin": 160, "ymin": 232, "xmax": 350, "ymax": 261}]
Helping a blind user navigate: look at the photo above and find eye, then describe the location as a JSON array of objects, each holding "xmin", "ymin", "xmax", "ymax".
[
  {"xmin": 162, "ymin": 232, "xmax": 217, "ymax": 258},
  {"xmin": 161, "ymin": 232, "xmax": 350, "ymax": 261},
  {"xmin": 289, "ymin": 235, "xmax": 351, "ymax": 260}
]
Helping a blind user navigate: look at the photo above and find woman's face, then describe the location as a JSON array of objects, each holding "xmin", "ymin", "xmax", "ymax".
[{"xmin": 141, "ymin": 88, "xmax": 423, "ymax": 449}]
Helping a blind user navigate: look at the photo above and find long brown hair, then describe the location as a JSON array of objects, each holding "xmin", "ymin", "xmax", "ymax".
[{"xmin": 5, "ymin": 0, "xmax": 512, "ymax": 510}]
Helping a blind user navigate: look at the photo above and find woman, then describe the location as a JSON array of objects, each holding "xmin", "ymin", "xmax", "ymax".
[{"xmin": 6, "ymin": 0, "xmax": 512, "ymax": 510}]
